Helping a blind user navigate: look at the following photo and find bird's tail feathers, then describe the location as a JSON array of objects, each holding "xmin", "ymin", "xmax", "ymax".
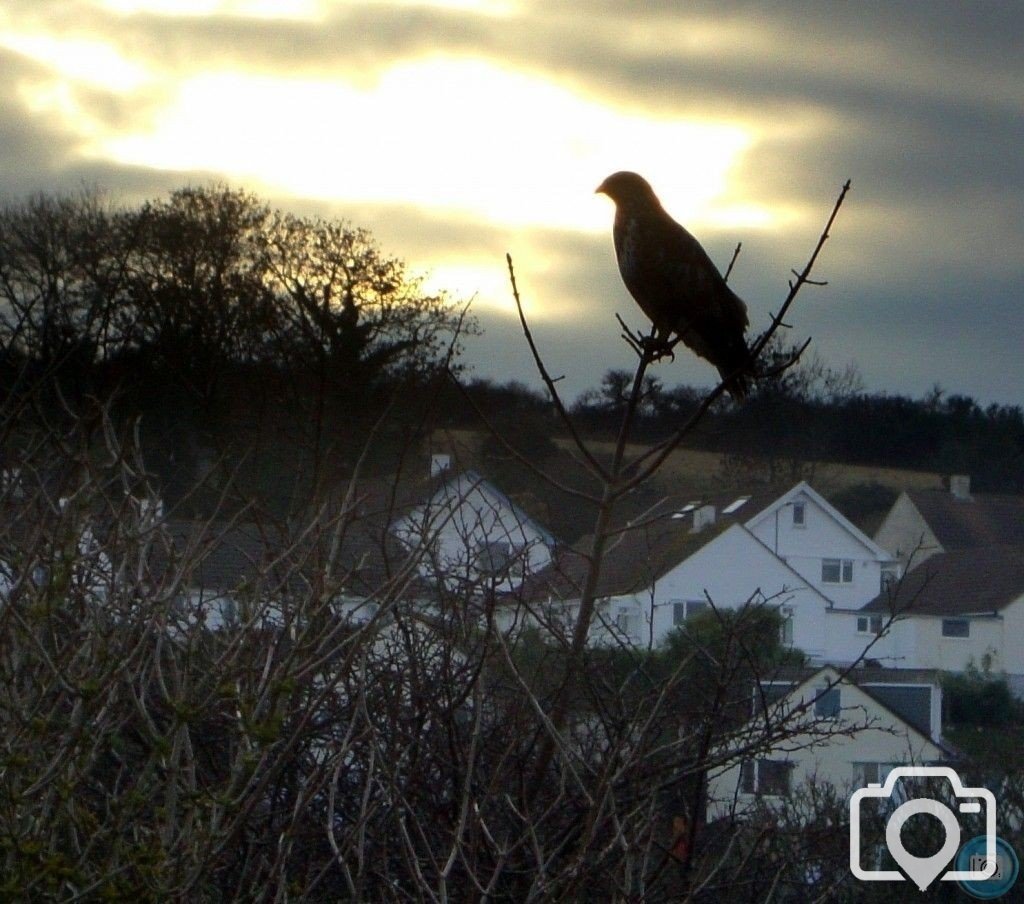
[
  {"xmin": 717, "ymin": 343, "xmax": 754, "ymax": 401},
  {"xmin": 719, "ymin": 368, "xmax": 750, "ymax": 402}
]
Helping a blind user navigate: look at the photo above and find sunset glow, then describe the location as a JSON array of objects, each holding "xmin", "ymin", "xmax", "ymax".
[
  {"xmin": 1, "ymin": 1, "xmax": 1020, "ymax": 402},
  {"xmin": 96, "ymin": 58, "xmax": 761, "ymax": 234},
  {"xmin": 0, "ymin": 32, "xmax": 150, "ymax": 93}
]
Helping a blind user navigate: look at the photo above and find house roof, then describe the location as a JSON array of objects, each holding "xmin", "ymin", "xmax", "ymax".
[
  {"xmin": 746, "ymin": 480, "xmax": 894, "ymax": 561},
  {"xmin": 546, "ymin": 490, "xmax": 780, "ymax": 599},
  {"xmin": 904, "ymin": 489, "xmax": 1024, "ymax": 551},
  {"xmin": 861, "ymin": 544, "xmax": 1024, "ymax": 616},
  {"xmin": 536, "ymin": 482, "xmax": 878, "ymax": 600},
  {"xmin": 762, "ymin": 665, "xmax": 955, "ymax": 755},
  {"xmin": 143, "ymin": 511, "xmax": 429, "ymax": 601},
  {"xmin": 351, "ymin": 467, "xmax": 562, "ymax": 548}
]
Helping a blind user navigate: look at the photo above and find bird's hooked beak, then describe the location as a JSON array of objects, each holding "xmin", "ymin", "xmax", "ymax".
[{"xmin": 595, "ymin": 179, "xmax": 608, "ymax": 196}]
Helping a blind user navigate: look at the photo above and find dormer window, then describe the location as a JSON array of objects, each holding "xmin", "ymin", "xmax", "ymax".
[{"xmin": 792, "ymin": 502, "xmax": 806, "ymax": 527}]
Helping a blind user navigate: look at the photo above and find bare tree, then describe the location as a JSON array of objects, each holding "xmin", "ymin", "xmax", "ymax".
[{"xmin": 5, "ymin": 180, "xmax": 958, "ymax": 904}]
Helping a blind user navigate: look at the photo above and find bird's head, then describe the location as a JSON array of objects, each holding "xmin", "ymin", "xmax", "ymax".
[{"xmin": 595, "ymin": 171, "xmax": 658, "ymax": 208}]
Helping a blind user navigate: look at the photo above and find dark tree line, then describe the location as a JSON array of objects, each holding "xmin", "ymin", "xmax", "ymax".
[
  {"xmin": 531, "ymin": 348, "xmax": 1023, "ymax": 492},
  {"xmin": 0, "ymin": 186, "xmax": 473, "ymax": 512},
  {"xmin": 4, "ymin": 184, "xmax": 1020, "ymax": 519}
]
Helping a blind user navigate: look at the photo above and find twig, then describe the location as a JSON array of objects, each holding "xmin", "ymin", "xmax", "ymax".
[
  {"xmin": 506, "ymin": 254, "xmax": 609, "ymax": 482},
  {"xmin": 445, "ymin": 369, "xmax": 601, "ymax": 505},
  {"xmin": 723, "ymin": 241, "xmax": 742, "ymax": 284},
  {"xmin": 748, "ymin": 179, "xmax": 851, "ymax": 362}
]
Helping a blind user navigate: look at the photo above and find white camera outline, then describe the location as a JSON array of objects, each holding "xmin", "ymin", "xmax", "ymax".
[{"xmin": 849, "ymin": 766, "xmax": 996, "ymax": 884}]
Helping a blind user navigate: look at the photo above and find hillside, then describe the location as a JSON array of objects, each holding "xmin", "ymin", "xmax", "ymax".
[{"xmin": 429, "ymin": 428, "xmax": 943, "ymax": 542}]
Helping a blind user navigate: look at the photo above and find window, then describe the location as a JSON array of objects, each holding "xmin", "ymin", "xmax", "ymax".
[
  {"xmin": 779, "ymin": 606, "xmax": 794, "ymax": 645},
  {"xmin": 722, "ymin": 496, "xmax": 750, "ymax": 515},
  {"xmin": 822, "ymin": 558, "xmax": 854, "ymax": 584},
  {"xmin": 792, "ymin": 502, "xmax": 806, "ymax": 526},
  {"xmin": 880, "ymin": 569, "xmax": 897, "ymax": 592},
  {"xmin": 852, "ymin": 762, "xmax": 896, "ymax": 789},
  {"xmin": 815, "ymin": 687, "xmax": 840, "ymax": 719},
  {"xmin": 474, "ymin": 540, "xmax": 514, "ymax": 575},
  {"xmin": 942, "ymin": 618, "xmax": 970, "ymax": 638},
  {"xmin": 759, "ymin": 760, "xmax": 793, "ymax": 797},
  {"xmin": 616, "ymin": 608, "xmax": 637, "ymax": 636},
  {"xmin": 741, "ymin": 759, "xmax": 793, "ymax": 797},
  {"xmin": 740, "ymin": 760, "xmax": 755, "ymax": 794},
  {"xmin": 673, "ymin": 600, "xmax": 709, "ymax": 625},
  {"xmin": 857, "ymin": 615, "xmax": 883, "ymax": 635}
]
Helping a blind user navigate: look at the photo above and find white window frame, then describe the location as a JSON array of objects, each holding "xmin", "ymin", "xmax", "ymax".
[
  {"xmin": 856, "ymin": 615, "xmax": 884, "ymax": 635},
  {"xmin": 852, "ymin": 762, "xmax": 898, "ymax": 789},
  {"xmin": 941, "ymin": 618, "xmax": 970, "ymax": 639},
  {"xmin": 779, "ymin": 605, "xmax": 794, "ymax": 645},
  {"xmin": 740, "ymin": 759, "xmax": 793, "ymax": 797},
  {"xmin": 615, "ymin": 607, "xmax": 638, "ymax": 637},
  {"xmin": 822, "ymin": 558, "xmax": 854, "ymax": 584},
  {"xmin": 672, "ymin": 600, "xmax": 710, "ymax": 625}
]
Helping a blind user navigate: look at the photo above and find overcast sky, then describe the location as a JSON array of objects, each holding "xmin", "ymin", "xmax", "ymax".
[{"xmin": 1, "ymin": 1, "xmax": 1022, "ymax": 404}]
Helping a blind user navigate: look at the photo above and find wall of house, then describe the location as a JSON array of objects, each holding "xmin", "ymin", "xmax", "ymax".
[
  {"xmin": 707, "ymin": 675, "xmax": 946, "ymax": 819},
  {"xmin": 618, "ymin": 525, "xmax": 831, "ymax": 659},
  {"xmin": 747, "ymin": 491, "xmax": 887, "ymax": 609},
  {"xmin": 395, "ymin": 474, "xmax": 553, "ymax": 591},
  {"xmin": 493, "ymin": 597, "xmax": 616, "ymax": 648},
  {"xmin": 827, "ymin": 608, "xmax": 1019, "ymax": 683},
  {"xmin": 999, "ymin": 597, "xmax": 1024, "ymax": 676},
  {"xmin": 873, "ymin": 493, "xmax": 944, "ymax": 570},
  {"xmin": 823, "ymin": 609, "xmax": 901, "ymax": 666},
  {"xmin": 910, "ymin": 614, "xmax": 1004, "ymax": 673}
]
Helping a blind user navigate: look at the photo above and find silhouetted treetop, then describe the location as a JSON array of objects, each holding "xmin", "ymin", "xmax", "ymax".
[{"xmin": 0, "ymin": 184, "xmax": 474, "ymax": 399}]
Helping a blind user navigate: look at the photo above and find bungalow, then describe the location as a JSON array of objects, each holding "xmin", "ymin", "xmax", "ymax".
[{"xmin": 706, "ymin": 665, "xmax": 951, "ymax": 818}]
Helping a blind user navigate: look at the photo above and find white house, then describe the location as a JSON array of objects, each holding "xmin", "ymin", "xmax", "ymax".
[
  {"xmin": 533, "ymin": 482, "xmax": 898, "ymax": 660},
  {"xmin": 706, "ymin": 666, "xmax": 951, "ymax": 819},
  {"xmin": 744, "ymin": 483, "xmax": 897, "ymax": 610},
  {"xmin": 390, "ymin": 468, "xmax": 557, "ymax": 594},
  {"xmin": 874, "ymin": 475, "xmax": 1024, "ymax": 571},
  {"xmin": 0, "ymin": 502, "xmax": 113, "ymax": 607},
  {"xmin": 827, "ymin": 545, "xmax": 1024, "ymax": 696}
]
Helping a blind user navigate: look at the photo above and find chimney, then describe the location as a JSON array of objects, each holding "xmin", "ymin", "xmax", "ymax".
[
  {"xmin": 430, "ymin": 453, "xmax": 451, "ymax": 478},
  {"xmin": 692, "ymin": 504, "xmax": 716, "ymax": 533},
  {"xmin": 949, "ymin": 475, "xmax": 971, "ymax": 500}
]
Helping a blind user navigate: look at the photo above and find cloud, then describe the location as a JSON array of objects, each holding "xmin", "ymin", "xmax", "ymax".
[{"xmin": 0, "ymin": 0, "xmax": 1021, "ymax": 404}]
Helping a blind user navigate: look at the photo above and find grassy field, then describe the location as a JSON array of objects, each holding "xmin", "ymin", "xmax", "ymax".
[{"xmin": 435, "ymin": 427, "xmax": 944, "ymax": 495}]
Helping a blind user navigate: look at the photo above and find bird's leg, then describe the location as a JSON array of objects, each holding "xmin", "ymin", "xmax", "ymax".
[{"xmin": 641, "ymin": 326, "xmax": 675, "ymax": 363}]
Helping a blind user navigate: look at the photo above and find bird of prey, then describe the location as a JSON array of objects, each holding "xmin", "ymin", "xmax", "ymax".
[{"xmin": 596, "ymin": 170, "xmax": 752, "ymax": 399}]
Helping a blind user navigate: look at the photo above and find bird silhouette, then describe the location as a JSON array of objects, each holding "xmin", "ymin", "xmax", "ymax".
[{"xmin": 596, "ymin": 171, "xmax": 752, "ymax": 399}]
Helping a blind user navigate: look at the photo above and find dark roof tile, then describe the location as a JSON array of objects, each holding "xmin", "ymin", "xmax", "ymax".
[
  {"xmin": 907, "ymin": 490, "xmax": 1024, "ymax": 550},
  {"xmin": 862, "ymin": 545, "xmax": 1024, "ymax": 616}
]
